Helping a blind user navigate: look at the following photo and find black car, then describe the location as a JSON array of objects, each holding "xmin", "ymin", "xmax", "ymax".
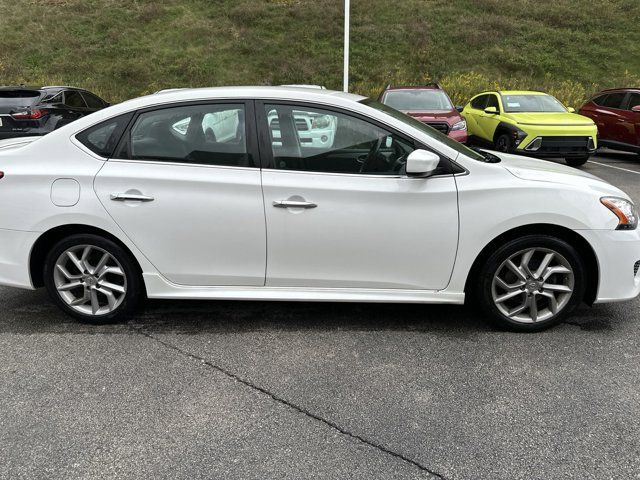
[{"xmin": 0, "ymin": 86, "xmax": 109, "ymax": 140}]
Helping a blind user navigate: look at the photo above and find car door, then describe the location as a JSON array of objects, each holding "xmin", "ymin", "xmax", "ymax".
[
  {"xmin": 257, "ymin": 101, "xmax": 459, "ymax": 290},
  {"xmin": 93, "ymin": 101, "xmax": 267, "ymax": 286},
  {"xmin": 463, "ymin": 94, "xmax": 489, "ymax": 140},
  {"xmin": 477, "ymin": 94, "xmax": 502, "ymax": 141},
  {"xmin": 618, "ymin": 92, "xmax": 640, "ymax": 148},
  {"xmin": 595, "ymin": 92, "xmax": 628, "ymax": 143}
]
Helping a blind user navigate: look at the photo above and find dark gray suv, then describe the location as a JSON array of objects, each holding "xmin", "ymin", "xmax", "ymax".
[{"xmin": 0, "ymin": 86, "xmax": 109, "ymax": 140}]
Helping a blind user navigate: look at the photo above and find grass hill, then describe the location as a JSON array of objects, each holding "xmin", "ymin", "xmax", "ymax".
[{"xmin": 1, "ymin": 0, "xmax": 639, "ymax": 107}]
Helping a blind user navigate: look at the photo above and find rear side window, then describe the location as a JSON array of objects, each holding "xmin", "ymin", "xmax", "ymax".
[
  {"xmin": 0, "ymin": 90, "xmax": 41, "ymax": 107},
  {"xmin": 65, "ymin": 90, "xmax": 87, "ymax": 108},
  {"xmin": 81, "ymin": 92, "xmax": 106, "ymax": 109},
  {"xmin": 600, "ymin": 93, "xmax": 626, "ymax": 109},
  {"xmin": 76, "ymin": 113, "xmax": 133, "ymax": 158},
  {"xmin": 470, "ymin": 95, "xmax": 488, "ymax": 110},
  {"xmin": 125, "ymin": 103, "xmax": 251, "ymax": 167}
]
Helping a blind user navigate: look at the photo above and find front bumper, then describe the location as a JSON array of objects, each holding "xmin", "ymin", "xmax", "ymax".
[
  {"xmin": 448, "ymin": 128, "xmax": 468, "ymax": 143},
  {"xmin": 0, "ymin": 228, "xmax": 40, "ymax": 289},
  {"xmin": 579, "ymin": 229, "xmax": 640, "ymax": 303}
]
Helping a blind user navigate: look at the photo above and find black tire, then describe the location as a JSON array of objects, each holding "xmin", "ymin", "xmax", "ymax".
[
  {"xmin": 494, "ymin": 133, "xmax": 513, "ymax": 153},
  {"xmin": 565, "ymin": 156, "xmax": 589, "ymax": 167},
  {"xmin": 476, "ymin": 235, "xmax": 585, "ymax": 332},
  {"xmin": 43, "ymin": 234, "xmax": 142, "ymax": 324}
]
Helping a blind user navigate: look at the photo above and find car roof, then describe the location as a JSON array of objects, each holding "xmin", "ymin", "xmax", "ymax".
[
  {"xmin": 497, "ymin": 90, "xmax": 547, "ymax": 95},
  {"xmin": 123, "ymin": 86, "xmax": 365, "ymax": 109},
  {"xmin": 597, "ymin": 87, "xmax": 640, "ymax": 93},
  {"xmin": 384, "ymin": 83, "xmax": 443, "ymax": 91}
]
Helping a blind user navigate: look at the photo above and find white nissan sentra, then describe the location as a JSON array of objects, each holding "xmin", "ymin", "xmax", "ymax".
[{"xmin": 0, "ymin": 87, "xmax": 638, "ymax": 331}]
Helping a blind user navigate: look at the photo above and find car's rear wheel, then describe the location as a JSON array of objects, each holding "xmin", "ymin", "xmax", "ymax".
[
  {"xmin": 43, "ymin": 234, "xmax": 141, "ymax": 324},
  {"xmin": 476, "ymin": 235, "xmax": 585, "ymax": 332},
  {"xmin": 495, "ymin": 133, "xmax": 513, "ymax": 153},
  {"xmin": 565, "ymin": 156, "xmax": 589, "ymax": 167}
]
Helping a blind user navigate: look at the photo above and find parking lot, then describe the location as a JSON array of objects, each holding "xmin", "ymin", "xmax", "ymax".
[{"xmin": 0, "ymin": 151, "xmax": 638, "ymax": 480}]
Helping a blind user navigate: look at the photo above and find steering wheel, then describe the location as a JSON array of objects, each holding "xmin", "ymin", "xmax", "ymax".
[{"xmin": 359, "ymin": 136, "xmax": 385, "ymax": 173}]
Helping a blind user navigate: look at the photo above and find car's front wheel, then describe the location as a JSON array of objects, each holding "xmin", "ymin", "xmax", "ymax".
[
  {"xmin": 43, "ymin": 234, "xmax": 142, "ymax": 324},
  {"xmin": 565, "ymin": 156, "xmax": 589, "ymax": 167},
  {"xmin": 495, "ymin": 133, "xmax": 514, "ymax": 153},
  {"xmin": 476, "ymin": 235, "xmax": 585, "ymax": 332}
]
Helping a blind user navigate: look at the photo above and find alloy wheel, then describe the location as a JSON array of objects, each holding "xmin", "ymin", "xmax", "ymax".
[
  {"xmin": 53, "ymin": 245, "xmax": 127, "ymax": 316},
  {"xmin": 491, "ymin": 247, "xmax": 574, "ymax": 324}
]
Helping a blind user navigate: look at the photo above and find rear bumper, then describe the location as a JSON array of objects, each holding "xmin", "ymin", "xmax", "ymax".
[
  {"xmin": 0, "ymin": 228, "xmax": 39, "ymax": 289},
  {"xmin": 579, "ymin": 229, "xmax": 640, "ymax": 303}
]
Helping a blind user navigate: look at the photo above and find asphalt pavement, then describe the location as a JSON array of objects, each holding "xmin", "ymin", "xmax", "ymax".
[{"xmin": 1, "ymin": 150, "xmax": 639, "ymax": 480}]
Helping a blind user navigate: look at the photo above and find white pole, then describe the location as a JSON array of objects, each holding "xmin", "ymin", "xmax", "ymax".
[{"xmin": 343, "ymin": 0, "xmax": 350, "ymax": 92}]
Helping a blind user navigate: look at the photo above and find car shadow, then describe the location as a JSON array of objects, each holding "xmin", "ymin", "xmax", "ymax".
[{"xmin": 0, "ymin": 287, "xmax": 625, "ymax": 336}]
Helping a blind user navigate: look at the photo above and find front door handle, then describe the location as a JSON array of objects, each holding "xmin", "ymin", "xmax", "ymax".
[
  {"xmin": 273, "ymin": 200, "xmax": 317, "ymax": 209},
  {"xmin": 110, "ymin": 193, "xmax": 155, "ymax": 202}
]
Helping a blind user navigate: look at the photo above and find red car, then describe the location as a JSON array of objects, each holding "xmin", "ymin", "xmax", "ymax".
[
  {"xmin": 378, "ymin": 83, "xmax": 467, "ymax": 142},
  {"xmin": 579, "ymin": 88, "xmax": 640, "ymax": 156}
]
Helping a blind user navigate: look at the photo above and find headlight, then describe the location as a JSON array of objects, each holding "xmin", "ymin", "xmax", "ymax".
[
  {"xmin": 451, "ymin": 120, "xmax": 466, "ymax": 131},
  {"xmin": 601, "ymin": 197, "xmax": 638, "ymax": 230}
]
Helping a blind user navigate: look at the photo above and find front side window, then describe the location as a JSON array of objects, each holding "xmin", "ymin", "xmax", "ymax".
[
  {"xmin": 128, "ymin": 103, "xmax": 250, "ymax": 167},
  {"xmin": 470, "ymin": 95, "xmax": 488, "ymax": 110},
  {"xmin": 64, "ymin": 90, "xmax": 87, "ymax": 108},
  {"xmin": 501, "ymin": 94, "xmax": 566, "ymax": 113},
  {"xmin": 486, "ymin": 94, "xmax": 500, "ymax": 111},
  {"xmin": 361, "ymin": 99, "xmax": 487, "ymax": 162},
  {"xmin": 264, "ymin": 104, "xmax": 416, "ymax": 175},
  {"xmin": 601, "ymin": 92, "xmax": 626, "ymax": 109},
  {"xmin": 383, "ymin": 90, "xmax": 453, "ymax": 111},
  {"xmin": 76, "ymin": 113, "xmax": 133, "ymax": 158}
]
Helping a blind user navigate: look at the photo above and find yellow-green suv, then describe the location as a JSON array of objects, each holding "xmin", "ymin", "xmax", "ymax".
[{"xmin": 462, "ymin": 90, "xmax": 597, "ymax": 167}]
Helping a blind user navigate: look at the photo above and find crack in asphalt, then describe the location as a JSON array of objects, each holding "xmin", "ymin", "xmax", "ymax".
[{"xmin": 128, "ymin": 324, "xmax": 446, "ymax": 479}]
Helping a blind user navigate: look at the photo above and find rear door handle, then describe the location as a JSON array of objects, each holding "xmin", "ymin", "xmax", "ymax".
[
  {"xmin": 273, "ymin": 200, "xmax": 317, "ymax": 209},
  {"xmin": 110, "ymin": 193, "xmax": 154, "ymax": 202}
]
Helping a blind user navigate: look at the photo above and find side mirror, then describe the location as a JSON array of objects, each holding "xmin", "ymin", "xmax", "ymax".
[
  {"xmin": 456, "ymin": 105, "xmax": 464, "ymax": 113},
  {"xmin": 632, "ymin": 105, "xmax": 640, "ymax": 113},
  {"xmin": 567, "ymin": 106, "xmax": 576, "ymax": 113},
  {"xmin": 483, "ymin": 106, "xmax": 498, "ymax": 115},
  {"xmin": 406, "ymin": 149, "xmax": 440, "ymax": 177}
]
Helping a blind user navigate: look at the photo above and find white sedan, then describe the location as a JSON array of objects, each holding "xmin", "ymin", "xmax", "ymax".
[{"xmin": 0, "ymin": 86, "xmax": 638, "ymax": 331}]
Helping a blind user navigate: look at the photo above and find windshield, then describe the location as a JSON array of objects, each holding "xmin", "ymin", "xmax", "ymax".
[
  {"xmin": 383, "ymin": 89, "xmax": 453, "ymax": 111},
  {"xmin": 361, "ymin": 98, "xmax": 486, "ymax": 162},
  {"xmin": 501, "ymin": 94, "xmax": 566, "ymax": 113}
]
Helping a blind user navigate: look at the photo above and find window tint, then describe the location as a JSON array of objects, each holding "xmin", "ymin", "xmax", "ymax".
[
  {"xmin": 486, "ymin": 94, "xmax": 500, "ymax": 111},
  {"xmin": 76, "ymin": 113, "xmax": 133, "ymax": 158},
  {"xmin": 128, "ymin": 104, "xmax": 250, "ymax": 167},
  {"xmin": 81, "ymin": 91, "xmax": 105, "ymax": 109},
  {"xmin": 65, "ymin": 90, "xmax": 87, "ymax": 108},
  {"xmin": 470, "ymin": 95, "xmax": 488, "ymax": 110},
  {"xmin": 264, "ymin": 104, "xmax": 419, "ymax": 175},
  {"xmin": 627, "ymin": 93, "xmax": 640, "ymax": 110},
  {"xmin": 592, "ymin": 94, "xmax": 608, "ymax": 106},
  {"xmin": 600, "ymin": 93, "xmax": 626, "ymax": 109},
  {"xmin": 41, "ymin": 92, "xmax": 63, "ymax": 104}
]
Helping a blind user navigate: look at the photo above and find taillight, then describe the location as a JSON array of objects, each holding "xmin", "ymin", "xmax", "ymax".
[
  {"xmin": 11, "ymin": 108, "xmax": 49, "ymax": 120},
  {"xmin": 0, "ymin": 172, "xmax": 4, "ymax": 180}
]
